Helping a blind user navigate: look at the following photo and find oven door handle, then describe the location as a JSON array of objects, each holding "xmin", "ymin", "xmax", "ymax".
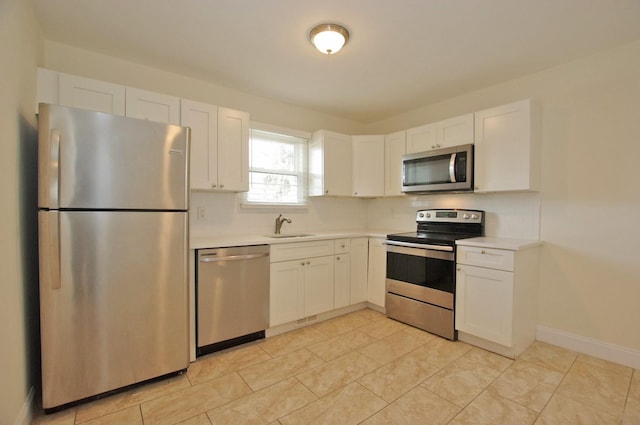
[{"xmin": 385, "ymin": 240, "xmax": 454, "ymax": 252}]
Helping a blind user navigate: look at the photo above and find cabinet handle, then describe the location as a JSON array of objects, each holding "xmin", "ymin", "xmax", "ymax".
[
  {"xmin": 220, "ymin": 184, "xmax": 224, "ymax": 188},
  {"xmin": 481, "ymin": 250, "xmax": 486, "ymax": 254}
]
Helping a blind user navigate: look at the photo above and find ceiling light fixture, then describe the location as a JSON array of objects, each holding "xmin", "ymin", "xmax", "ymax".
[{"xmin": 309, "ymin": 23, "xmax": 350, "ymax": 55}]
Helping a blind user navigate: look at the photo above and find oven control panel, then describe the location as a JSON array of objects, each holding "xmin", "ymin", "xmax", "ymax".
[{"xmin": 416, "ymin": 209, "xmax": 483, "ymax": 224}]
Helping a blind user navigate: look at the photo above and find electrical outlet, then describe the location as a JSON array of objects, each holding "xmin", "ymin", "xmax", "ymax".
[{"xmin": 197, "ymin": 207, "xmax": 206, "ymax": 220}]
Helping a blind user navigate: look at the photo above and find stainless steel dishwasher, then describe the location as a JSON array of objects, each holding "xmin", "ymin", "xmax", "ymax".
[{"xmin": 196, "ymin": 245, "xmax": 270, "ymax": 356}]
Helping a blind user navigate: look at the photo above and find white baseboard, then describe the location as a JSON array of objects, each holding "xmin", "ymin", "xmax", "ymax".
[
  {"xmin": 14, "ymin": 387, "xmax": 34, "ymax": 425},
  {"xmin": 537, "ymin": 325, "xmax": 640, "ymax": 369}
]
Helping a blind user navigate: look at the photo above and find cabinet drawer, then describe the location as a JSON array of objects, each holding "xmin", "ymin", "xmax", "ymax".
[
  {"xmin": 334, "ymin": 238, "xmax": 351, "ymax": 254},
  {"xmin": 270, "ymin": 240, "xmax": 334, "ymax": 262},
  {"xmin": 457, "ymin": 246, "xmax": 514, "ymax": 271}
]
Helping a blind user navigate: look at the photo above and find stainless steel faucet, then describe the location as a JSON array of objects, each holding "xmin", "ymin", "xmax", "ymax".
[{"xmin": 274, "ymin": 214, "xmax": 292, "ymax": 234}]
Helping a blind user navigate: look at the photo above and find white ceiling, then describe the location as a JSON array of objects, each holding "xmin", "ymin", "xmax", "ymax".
[{"xmin": 32, "ymin": 0, "xmax": 640, "ymax": 123}]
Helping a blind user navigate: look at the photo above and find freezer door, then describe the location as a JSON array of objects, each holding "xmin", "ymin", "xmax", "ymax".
[
  {"xmin": 39, "ymin": 210, "xmax": 189, "ymax": 409},
  {"xmin": 38, "ymin": 103, "xmax": 189, "ymax": 210}
]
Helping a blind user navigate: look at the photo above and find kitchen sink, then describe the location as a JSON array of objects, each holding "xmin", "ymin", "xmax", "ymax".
[{"xmin": 264, "ymin": 233, "xmax": 315, "ymax": 238}]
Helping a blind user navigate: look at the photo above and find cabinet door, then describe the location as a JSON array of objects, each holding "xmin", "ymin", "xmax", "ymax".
[
  {"xmin": 59, "ymin": 73, "xmax": 125, "ymax": 115},
  {"xmin": 456, "ymin": 264, "xmax": 514, "ymax": 346},
  {"xmin": 217, "ymin": 107, "xmax": 249, "ymax": 192},
  {"xmin": 305, "ymin": 255, "xmax": 335, "ymax": 316},
  {"xmin": 125, "ymin": 87, "xmax": 180, "ymax": 124},
  {"xmin": 406, "ymin": 123, "xmax": 436, "ymax": 154},
  {"xmin": 352, "ymin": 135, "xmax": 385, "ymax": 197},
  {"xmin": 367, "ymin": 238, "xmax": 386, "ymax": 308},
  {"xmin": 350, "ymin": 237, "xmax": 369, "ymax": 304},
  {"xmin": 384, "ymin": 131, "xmax": 406, "ymax": 196},
  {"xmin": 270, "ymin": 260, "xmax": 305, "ymax": 326},
  {"xmin": 437, "ymin": 113, "xmax": 474, "ymax": 148},
  {"xmin": 334, "ymin": 254, "xmax": 351, "ymax": 309},
  {"xmin": 181, "ymin": 100, "xmax": 218, "ymax": 190},
  {"xmin": 474, "ymin": 99, "xmax": 538, "ymax": 192},
  {"xmin": 309, "ymin": 130, "xmax": 352, "ymax": 196}
]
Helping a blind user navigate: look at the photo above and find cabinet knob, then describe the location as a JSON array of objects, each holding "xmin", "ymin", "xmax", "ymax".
[
  {"xmin": 306, "ymin": 260, "xmax": 310, "ymax": 265},
  {"xmin": 301, "ymin": 262, "xmax": 305, "ymax": 266},
  {"xmin": 481, "ymin": 250, "xmax": 486, "ymax": 254},
  {"xmin": 431, "ymin": 145, "xmax": 436, "ymax": 149},
  {"xmin": 336, "ymin": 256, "xmax": 340, "ymax": 260},
  {"xmin": 325, "ymin": 190, "xmax": 329, "ymax": 194},
  {"xmin": 212, "ymin": 184, "xmax": 217, "ymax": 188},
  {"xmin": 220, "ymin": 184, "xmax": 224, "ymax": 188}
]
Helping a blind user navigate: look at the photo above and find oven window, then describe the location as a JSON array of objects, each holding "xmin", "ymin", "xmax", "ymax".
[{"xmin": 386, "ymin": 251, "xmax": 455, "ymax": 293}]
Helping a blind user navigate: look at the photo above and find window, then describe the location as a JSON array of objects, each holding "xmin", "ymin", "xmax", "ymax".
[{"xmin": 244, "ymin": 128, "xmax": 308, "ymax": 206}]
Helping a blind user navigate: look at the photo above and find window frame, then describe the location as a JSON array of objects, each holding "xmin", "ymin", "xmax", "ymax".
[{"xmin": 242, "ymin": 123, "xmax": 311, "ymax": 209}]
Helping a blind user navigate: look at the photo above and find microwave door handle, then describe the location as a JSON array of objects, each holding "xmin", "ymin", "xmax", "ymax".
[{"xmin": 449, "ymin": 153, "xmax": 457, "ymax": 183}]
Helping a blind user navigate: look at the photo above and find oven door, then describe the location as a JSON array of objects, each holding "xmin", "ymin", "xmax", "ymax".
[
  {"xmin": 386, "ymin": 240, "xmax": 455, "ymax": 306},
  {"xmin": 385, "ymin": 240, "xmax": 457, "ymax": 339}
]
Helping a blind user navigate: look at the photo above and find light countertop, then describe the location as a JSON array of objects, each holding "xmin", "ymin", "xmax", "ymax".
[
  {"xmin": 456, "ymin": 237, "xmax": 543, "ymax": 251},
  {"xmin": 190, "ymin": 229, "xmax": 406, "ymax": 250}
]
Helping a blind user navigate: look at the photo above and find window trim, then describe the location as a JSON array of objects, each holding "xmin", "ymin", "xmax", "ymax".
[{"xmin": 241, "ymin": 122, "xmax": 311, "ymax": 209}]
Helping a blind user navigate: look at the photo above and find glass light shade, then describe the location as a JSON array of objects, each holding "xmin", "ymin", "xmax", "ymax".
[{"xmin": 310, "ymin": 24, "xmax": 349, "ymax": 55}]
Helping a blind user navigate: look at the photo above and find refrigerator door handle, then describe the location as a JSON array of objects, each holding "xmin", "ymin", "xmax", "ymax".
[
  {"xmin": 49, "ymin": 211, "xmax": 61, "ymax": 290},
  {"xmin": 50, "ymin": 129, "xmax": 61, "ymax": 209}
]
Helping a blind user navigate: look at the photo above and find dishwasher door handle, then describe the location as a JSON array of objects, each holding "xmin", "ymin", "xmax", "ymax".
[{"xmin": 199, "ymin": 252, "xmax": 269, "ymax": 263}]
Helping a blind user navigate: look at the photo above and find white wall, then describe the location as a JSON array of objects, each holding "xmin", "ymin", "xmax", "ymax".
[
  {"xmin": 365, "ymin": 40, "xmax": 640, "ymax": 352},
  {"xmin": 0, "ymin": 0, "xmax": 41, "ymax": 423}
]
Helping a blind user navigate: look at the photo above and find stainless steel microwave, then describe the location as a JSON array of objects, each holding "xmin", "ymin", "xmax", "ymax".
[{"xmin": 402, "ymin": 144, "xmax": 474, "ymax": 194}]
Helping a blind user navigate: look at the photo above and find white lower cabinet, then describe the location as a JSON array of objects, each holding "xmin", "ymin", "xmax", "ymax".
[
  {"xmin": 350, "ymin": 238, "xmax": 369, "ymax": 304},
  {"xmin": 305, "ymin": 256, "xmax": 335, "ymax": 316},
  {"xmin": 367, "ymin": 237, "xmax": 386, "ymax": 308},
  {"xmin": 455, "ymin": 242, "xmax": 540, "ymax": 358},
  {"xmin": 456, "ymin": 264, "xmax": 514, "ymax": 346},
  {"xmin": 269, "ymin": 260, "xmax": 305, "ymax": 326},
  {"xmin": 270, "ymin": 241, "xmax": 335, "ymax": 327},
  {"xmin": 270, "ymin": 237, "xmax": 372, "ymax": 327}
]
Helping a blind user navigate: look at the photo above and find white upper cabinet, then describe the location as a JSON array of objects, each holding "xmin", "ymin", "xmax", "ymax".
[
  {"xmin": 352, "ymin": 135, "xmax": 385, "ymax": 197},
  {"xmin": 181, "ymin": 99, "xmax": 219, "ymax": 191},
  {"xmin": 437, "ymin": 113, "xmax": 474, "ymax": 148},
  {"xmin": 405, "ymin": 113, "xmax": 474, "ymax": 154},
  {"xmin": 181, "ymin": 101, "xmax": 249, "ymax": 192},
  {"xmin": 405, "ymin": 123, "xmax": 436, "ymax": 154},
  {"xmin": 474, "ymin": 99, "xmax": 540, "ymax": 193},
  {"xmin": 217, "ymin": 107, "xmax": 250, "ymax": 192},
  {"xmin": 59, "ymin": 73, "xmax": 125, "ymax": 115},
  {"xmin": 309, "ymin": 130, "xmax": 352, "ymax": 197},
  {"xmin": 125, "ymin": 87, "xmax": 180, "ymax": 124},
  {"xmin": 384, "ymin": 131, "xmax": 406, "ymax": 196}
]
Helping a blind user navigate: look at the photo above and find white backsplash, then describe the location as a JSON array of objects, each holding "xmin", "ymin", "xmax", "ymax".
[
  {"xmin": 190, "ymin": 191, "xmax": 540, "ymax": 241},
  {"xmin": 190, "ymin": 192, "xmax": 369, "ymax": 238},
  {"xmin": 367, "ymin": 192, "xmax": 541, "ymax": 240}
]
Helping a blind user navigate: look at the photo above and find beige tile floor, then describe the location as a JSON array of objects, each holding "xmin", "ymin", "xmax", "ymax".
[{"xmin": 32, "ymin": 308, "xmax": 640, "ymax": 425}]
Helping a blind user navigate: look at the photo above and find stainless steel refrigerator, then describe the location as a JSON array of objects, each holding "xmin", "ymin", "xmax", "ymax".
[{"xmin": 37, "ymin": 103, "xmax": 191, "ymax": 410}]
